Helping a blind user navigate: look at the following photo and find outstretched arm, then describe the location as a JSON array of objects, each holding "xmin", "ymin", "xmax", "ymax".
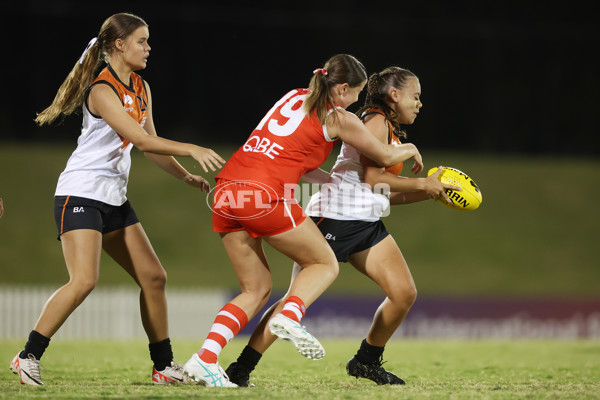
[
  {"xmin": 360, "ymin": 114, "xmax": 457, "ymax": 205},
  {"xmin": 364, "ymin": 165, "xmax": 457, "ymax": 205},
  {"xmin": 389, "ymin": 190, "xmax": 431, "ymax": 205},
  {"xmin": 327, "ymin": 110, "xmax": 423, "ymax": 173},
  {"xmin": 88, "ymin": 82, "xmax": 225, "ymax": 173}
]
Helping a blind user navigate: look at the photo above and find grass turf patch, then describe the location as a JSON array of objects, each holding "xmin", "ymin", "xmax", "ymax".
[{"xmin": 1, "ymin": 339, "xmax": 599, "ymax": 399}]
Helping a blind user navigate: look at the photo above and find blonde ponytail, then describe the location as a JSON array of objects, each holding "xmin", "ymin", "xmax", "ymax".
[
  {"xmin": 35, "ymin": 12, "xmax": 149, "ymax": 126},
  {"xmin": 35, "ymin": 40, "xmax": 101, "ymax": 126}
]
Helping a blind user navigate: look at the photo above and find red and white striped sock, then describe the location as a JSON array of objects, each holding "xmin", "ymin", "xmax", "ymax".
[
  {"xmin": 197, "ymin": 303, "xmax": 248, "ymax": 364},
  {"xmin": 280, "ymin": 296, "xmax": 306, "ymax": 323}
]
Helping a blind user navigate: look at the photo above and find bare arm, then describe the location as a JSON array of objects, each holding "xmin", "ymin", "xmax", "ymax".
[
  {"xmin": 326, "ymin": 110, "xmax": 423, "ymax": 173},
  {"xmin": 360, "ymin": 114, "xmax": 458, "ymax": 204},
  {"xmin": 389, "ymin": 191, "xmax": 431, "ymax": 205},
  {"xmin": 88, "ymin": 83, "xmax": 225, "ymax": 172}
]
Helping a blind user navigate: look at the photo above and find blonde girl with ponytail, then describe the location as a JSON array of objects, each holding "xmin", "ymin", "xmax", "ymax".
[
  {"xmin": 11, "ymin": 12, "xmax": 225, "ymax": 386},
  {"xmin": 224, "ymin": 65, "xmax": 458, "ymax": 387}
]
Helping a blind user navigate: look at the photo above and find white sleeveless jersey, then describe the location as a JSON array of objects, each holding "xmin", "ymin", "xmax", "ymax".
[
  {"xmin": 305, "ymin": 142, "xmax": 390, "ymax": 222},
  {"xmin": 55, "ymin": 65, "xmax": 147, "ymax": 206},
  {"xmin": 54, "ymin": 107, "xmax": 134, "ymax": 205}
]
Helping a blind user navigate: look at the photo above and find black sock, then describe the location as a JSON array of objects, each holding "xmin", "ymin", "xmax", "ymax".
[
  {"xmin": 236, "ymin": 345, "xmax": 262, "ymax": 373},
  {"xmin": 21, "ymin": 330, "xmax": 50, "ymax": 360},
  {"xmin": 149, "ymin": 338, "xmax": 173, "ymax": 371},
  {"xmin": 355, "ymin": 338, "xmax": 384, "ymax": 364}
]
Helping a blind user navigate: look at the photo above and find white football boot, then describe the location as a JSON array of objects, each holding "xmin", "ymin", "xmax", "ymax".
[
  {"xmin": 152, "ymin": 362, "xmax": 188, "ymax": 384},
  {"xmin": 183, "ymin": 353, "xmax": 237, "ymax": 387},
  {"xmin": 268, "ymin": 314, "xmax": 325, "ymax": 360},
  {"xmin": 10, "ymin": 352, "xmax": 44, "ymax": 385}
]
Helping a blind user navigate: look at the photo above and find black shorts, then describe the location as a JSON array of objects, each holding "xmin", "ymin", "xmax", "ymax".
[
  {"xmin": 311, "ymin": 217, "xmax": 389, "ymax": 262},
  {"xmin": 54, "ymin": 196, "xmax": 139, "ymax": 240}
]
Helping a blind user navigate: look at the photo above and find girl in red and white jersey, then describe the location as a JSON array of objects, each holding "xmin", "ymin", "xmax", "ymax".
[
  {"xmin": 10, "ymin": 13, "xmax": 225, "ymax": 386},
  {"xmin": 224, "ymin": 67, "xmax": 460, "ymax": 387},
  {"xmin": 183, "ymin": 55, "xmax": 426, "ymax": 386}
]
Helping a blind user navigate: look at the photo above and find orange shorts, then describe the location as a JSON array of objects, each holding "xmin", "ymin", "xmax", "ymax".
[{"xmin": 211, "ymin": 179, "xmax": 306, "ymax": 238}]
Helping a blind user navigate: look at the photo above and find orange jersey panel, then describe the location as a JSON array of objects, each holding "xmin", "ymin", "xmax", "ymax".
[
  {"xmin": 385, "ymin": 133, "xmax": 404, "ymax": 176},
  {"xmin": 91, "ymin": 65, "xmax": 148, "ymax": 147},
  {"xmin": 361, "ymin": 108, "xmax": 403, "ymax": 176}
]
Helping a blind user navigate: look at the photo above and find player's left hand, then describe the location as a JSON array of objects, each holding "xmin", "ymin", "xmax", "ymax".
[
  {"xmin": 189, "ymin": 146, "xmax": 226, "ymax": 173},
  {"xmin": 425, "ymin": 167, "xmax": 460, "ymax": 205},
  {"xmin": 184, "ymin": 175, "xmax": 210, "ymax": 192}
]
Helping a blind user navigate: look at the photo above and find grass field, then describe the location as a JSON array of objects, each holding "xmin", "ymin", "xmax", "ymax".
[
  {"xmin": 1, "ymin": 339, "xmax": 599, "ymax": 399},
  {"xmin": 1, "ymin": 143, "xmax": 599, "ymax": 297}
]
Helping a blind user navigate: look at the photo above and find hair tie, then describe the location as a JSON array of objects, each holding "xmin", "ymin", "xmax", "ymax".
[
  {"xmin": 79, "ymin": 37, "xmax": 98, "ymax": 64},
  {"xmin": 313, "ymin": 68, "xmax": 328, "ymax": 76}
]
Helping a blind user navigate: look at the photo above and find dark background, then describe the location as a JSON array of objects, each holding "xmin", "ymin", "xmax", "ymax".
[{"xmin": 2, "ymin": 1, "xmax": 599, "ymax": 155}]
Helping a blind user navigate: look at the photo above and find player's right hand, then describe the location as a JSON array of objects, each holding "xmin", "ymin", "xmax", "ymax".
[{"xmin": 424, "ymin": 167, "xmax": 460, "ymax": 205}]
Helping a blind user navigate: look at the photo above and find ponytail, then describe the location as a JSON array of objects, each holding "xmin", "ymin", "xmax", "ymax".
[
  {"xmin": 35, "ymin": 12, "xmax": 148, "ymax": 126},
  {"xmin": 303, "ymin": 54, "xmax": 366, "ymax": 125},
  {"xmin": 304, "ymin": 68, "xmax": 336, "ymax": 125},
  {"xmin": 35, "ymin": 40, "xmax": 102, "ymax": 126}
]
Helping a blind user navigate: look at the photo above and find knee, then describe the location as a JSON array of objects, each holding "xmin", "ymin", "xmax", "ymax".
[
  {"xmin": 142, "ymin": 267, "xmax": 167, "ymax": 291},
  {"xmin": 324, "ymin": 260, "xmax": 339, "ymax": 282},
  {"xmin": 69, "ymin": 276, "xmax": 98, "ymax": 302},
  {"xmin": 389, "ymin": 281, "xmax": 417, "ymax": 309},
  {"xmin": 404, "ymin": 284, "xmax": 417, "ymax": 307},
  {"xmin": 331, "ymin": 262, "xmax": 340, "ymax": 281}
]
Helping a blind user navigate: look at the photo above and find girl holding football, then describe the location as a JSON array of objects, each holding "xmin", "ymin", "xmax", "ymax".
[
  {"xmin": 182, "ymin": 55, "xmax": 427, "ymax": 387},
  {"xmin": 10, "ymin": 12, "xmax": 225, "ymax": 386},
  {"xmin": 224, "ymin": 67, "xmax": 459, "ymax": 386}
]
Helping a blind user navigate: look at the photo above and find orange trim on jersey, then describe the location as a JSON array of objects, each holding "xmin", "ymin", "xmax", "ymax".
[
  {"xmin": 90, "ymin": 65, "xmax": 147, "ymax": 147},
  {"xmin": 314, "ymin": 217, "xmax": 325, "ymax": 226},
  {"xmin": 360, "ymin": 108, "xmax": 403, "ymax": 175},
  {"xmin": 362, "ymin": 109, "xmax": 386, "ymax": 118},
  {"xmin": 60, "ymin": 195, "xmax": 71, "ymax": 235},
  {"xmin": 361, "ymin": 109, "xmax": 393, "ymax": 143},
  {"xmin": 117, "ymin": 134, "xmax": 131, "ymax": 149}
]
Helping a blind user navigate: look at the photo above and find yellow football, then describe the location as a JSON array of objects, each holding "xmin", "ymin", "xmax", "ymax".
[{"xmin": 426, "ymin": 166, "xmax": 482, "ymax": 211}]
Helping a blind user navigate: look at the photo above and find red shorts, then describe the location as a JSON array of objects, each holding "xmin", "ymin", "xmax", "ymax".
[{"xmin": 211, "ymin": 179, "xmax": 306, "ymax": 238}]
